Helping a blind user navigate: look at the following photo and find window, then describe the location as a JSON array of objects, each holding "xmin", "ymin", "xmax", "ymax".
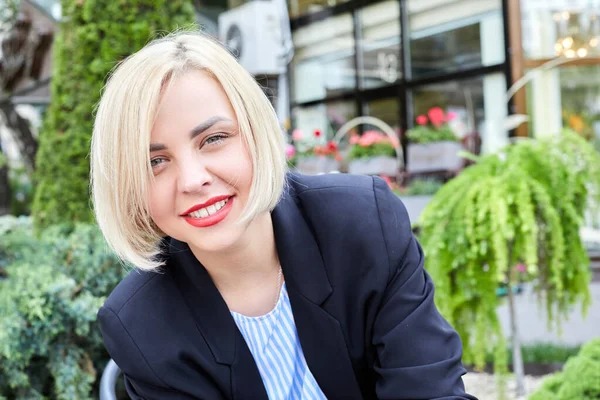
[
  {"xmin": 411, "ymin": 73, "xmax": 507, "ymax": 153},
  {"xmin": 521, "ymin": 1, "xmax": 600, "ymax": 59},
  {"xmin": 357, "ymin": 1, "xmax": 402, "ymax": 89},
  {"xmin": 292, "ymin": 101, "xmax": 357, "ymax": 140},
  {"xmin": 526, "ymin": 65, "xmax": 600, "ymax": 149},
  {"xmin": 407, "ymin": 0, "xmax": 505, "ymax": 78},
  {"xmin": 291, "ymin": 13, "xmax": 356, "ymax": 103},
  {"xmin": 365, "ymin": 97, "xmax": 401, "ymax": 132}
]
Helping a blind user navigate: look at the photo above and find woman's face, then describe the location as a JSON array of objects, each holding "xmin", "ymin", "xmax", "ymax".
[{"xmin": 148, "ymin": 70, "xmax": 254, "ymax": 254}]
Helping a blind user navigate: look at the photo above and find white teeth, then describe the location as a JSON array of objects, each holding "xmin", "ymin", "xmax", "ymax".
[{"xmin": 187, "ymin": 198, "xmax": 229, "ymax": 219}]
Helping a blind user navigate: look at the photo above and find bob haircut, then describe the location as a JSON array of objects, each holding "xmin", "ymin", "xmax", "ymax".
[{"xmin": 91, "ymin": 31, "xmax": 287, "ymax": 271}]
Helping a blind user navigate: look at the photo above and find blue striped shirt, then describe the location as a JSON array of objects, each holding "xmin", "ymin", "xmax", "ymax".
[{"xmin": 231, "ymin": 283, "xmax": 327, "ymax": 399}]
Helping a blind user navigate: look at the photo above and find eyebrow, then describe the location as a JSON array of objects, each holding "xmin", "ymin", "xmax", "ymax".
[
  {"xmin": 149, "ymin": 116, "xmax": 233, "ymax": 152},
  {"xmin": 189, "ymin": 116, "xmax": 232, "ymax": 140}
]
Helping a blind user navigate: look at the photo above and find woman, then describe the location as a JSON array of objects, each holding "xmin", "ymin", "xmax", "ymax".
[{"xmin": 91, "ymin": 31, "xmax": 476, "ymax": 400}]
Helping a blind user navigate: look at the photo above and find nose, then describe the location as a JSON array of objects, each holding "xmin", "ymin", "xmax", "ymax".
[{"xmin": 177, "ymin": 157, "xmax": 212, "ymax": 194}]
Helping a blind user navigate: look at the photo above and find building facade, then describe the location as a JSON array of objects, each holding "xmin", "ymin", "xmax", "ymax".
[{"xmin": 282, "ymin": 0, "xmax": 600, "ymax": 157}]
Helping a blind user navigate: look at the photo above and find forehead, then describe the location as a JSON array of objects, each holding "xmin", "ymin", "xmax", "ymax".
[{"xmin": 151, "ymin": 70, "xmax": 237, "ymax": 140}]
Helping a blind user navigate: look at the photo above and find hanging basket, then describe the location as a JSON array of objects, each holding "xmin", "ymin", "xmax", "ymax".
[{"xmin": 332, "ymin": 116, "xmax": 404, "ymax": 177}]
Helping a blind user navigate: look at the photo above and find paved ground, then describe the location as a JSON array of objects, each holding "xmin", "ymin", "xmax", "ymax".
[{"xmin": 463, "ymin": 372, "xmax": 544, "ymax": 400}]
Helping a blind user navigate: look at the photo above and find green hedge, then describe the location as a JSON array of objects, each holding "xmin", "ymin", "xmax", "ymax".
[
  {"xmin": 32, "ymin": 0, "xmax": 196, "ymax": 230},
  {"xmin": 0, "ymin": 216, "xmax": 125, "ymax": 399},
  {"xmin": 529, "ymin": 338, "xmax": 600, "ymax": 400}
]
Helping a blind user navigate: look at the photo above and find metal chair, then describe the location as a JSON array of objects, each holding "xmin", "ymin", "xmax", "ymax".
[{"xmin": 100, "ymin": 359, "xmax": 121, "ymax": 400}]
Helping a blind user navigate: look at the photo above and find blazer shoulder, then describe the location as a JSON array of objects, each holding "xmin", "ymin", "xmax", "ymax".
[
  {"xmin": 287, "ymin": 173, "xmax": 413, "ymax": 268},
  {"xmin": 286, "ymin": 172, "xmax": 374, "ymax": 195},
  {"xmin": 102, "ymin": 267, "xmax": 164, "ymax": 315},
  {"xmin": 286, "ymin": 172, "xmax": 401, "ymax": 217}
]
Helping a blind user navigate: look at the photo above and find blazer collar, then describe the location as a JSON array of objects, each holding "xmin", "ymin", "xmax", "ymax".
[{"xmin": 168, "ymin": 188, "xmax": 333, "ymax": 366}]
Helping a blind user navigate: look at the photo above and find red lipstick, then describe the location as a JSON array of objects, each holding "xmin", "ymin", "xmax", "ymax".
[{"xmin": 181, "ymin": 195, "xmax": 234, "ymax": 228}]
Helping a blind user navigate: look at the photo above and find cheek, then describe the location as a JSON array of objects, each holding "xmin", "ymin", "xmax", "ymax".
[{"xmin": 147, "ymin": 180, "xmax": 172, "ymax": 220}]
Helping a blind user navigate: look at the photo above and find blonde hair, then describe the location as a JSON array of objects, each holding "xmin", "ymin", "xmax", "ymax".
[{"xmin": 91, "ymin": 31, "xmax": 287, "ymax": 271}]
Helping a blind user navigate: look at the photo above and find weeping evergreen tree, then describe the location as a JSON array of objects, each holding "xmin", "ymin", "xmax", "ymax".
[
  {"xmin": 32, "ymin": 0, "xmax": 196, "ymax": 230},
  {"xmin": 417, "ymin": 130, "xmax": 600, "ymax": 397}
]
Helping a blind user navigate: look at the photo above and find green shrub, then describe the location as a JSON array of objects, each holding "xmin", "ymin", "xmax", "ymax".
[
  {"xmin": 518, "ymin": 343, "xmax": 581, "ymax": 365},
  {"xmin": 529, "ymin": 338, "xmax": 600, "ymax": 400},
  {"xmin": 32, "ymin": 0, "xmax": 196, "ymax": 230},
  {"xmin": 417, "ymin": 130, "xmax": 599, "ymax": 374},
  {"xmin": 477, "ymin": 343, "xmax": 581, "ymax": 366},
  {"xmin": 0, "ymin": 216, "xmax": 125, "ymax": 399},
  {"xmin": 405, "ymin": 179, "xmax": 444, "ymax": 196}
]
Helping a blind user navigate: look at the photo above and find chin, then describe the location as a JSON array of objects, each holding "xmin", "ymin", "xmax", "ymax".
[
  {"xmin": 189, "ymin": 237, "xmax": 240, "ymax": 255},
  {"xmin": 182, "ymin": 224, "xmax": 245, "ymax": 255}
]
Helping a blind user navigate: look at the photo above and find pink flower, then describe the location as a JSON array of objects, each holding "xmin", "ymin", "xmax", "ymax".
[
  {"xmin": 349, "ymin": 133, "xmax": 360, "ymax": 145},
  {"xmin": 515, "ymin": 263, "xmax": 527, "ymax": 273},
  {"xmin": 358, "ymin": 130, "xmax": 384, "ymax": 146},
  {"xmin": 416, "ymin": 115, "xmax": 428, "ymax": 125},
  {"xmin": 447, "ymin": 111, "xmax": 457, "ymax": 121},
  {"xmin": 314, "ymin": 129, "xmax": 322, "ymax": 137},
  {"xmin": 285, "ymin": 144, "xmax": 296, "ymax": 159},
  {"xmin": 428, "ymin": 107, "xmax": 446, "ymax": 127},
  {"xmin": 292, "ymin": 129, "xmax": 304, "ymax": 141}
]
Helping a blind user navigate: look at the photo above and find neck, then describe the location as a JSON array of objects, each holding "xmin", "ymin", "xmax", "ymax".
[{"xmin": 188, "ymin": 212, "xmax": 280, "ymax": 293}]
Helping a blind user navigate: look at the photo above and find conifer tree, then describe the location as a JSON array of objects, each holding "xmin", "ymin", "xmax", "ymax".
[{"xmin": 32, "ymin": 0, "xmax": 196, "ymax": 229}]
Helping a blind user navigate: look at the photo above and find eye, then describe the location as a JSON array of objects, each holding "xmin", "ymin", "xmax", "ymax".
[
  {"xmin": 203, "ymin": 134, "xmax": 228, "ymax": 147},
  {"xmin": 150, "ymin": 157, "xmax": 166, "ymax": 168}
]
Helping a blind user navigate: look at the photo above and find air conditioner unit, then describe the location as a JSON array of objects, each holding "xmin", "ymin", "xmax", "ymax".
[{"xmin": 218, "ymin": 1, "xmax": 285, "ymax": 76}]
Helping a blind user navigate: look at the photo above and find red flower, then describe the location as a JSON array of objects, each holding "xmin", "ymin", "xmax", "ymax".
[
  {"xmin": 326, "ymin": 141, "xmax": 338, "ymax": 152},
  {"xmin": 314, "ymin": 129, "xmax": 322, "ymax": 137},
  {"xmin": 416, "ymin": 115, "xmax": 428, "ymax": 125},
  {"xmin": 428, "ymin": 107, "xmax": 446, "ymax": 127}
]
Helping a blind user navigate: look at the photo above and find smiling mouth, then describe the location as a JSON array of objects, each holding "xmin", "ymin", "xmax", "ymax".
[{"xmin": 185, "ymin": 198, "xmax": 230, "ymax": 218}]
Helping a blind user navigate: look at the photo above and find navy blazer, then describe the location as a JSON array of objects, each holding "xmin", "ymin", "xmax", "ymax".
[{"xmin": 98, "ymin": 173, "xmax": 476, "ymax": 400}]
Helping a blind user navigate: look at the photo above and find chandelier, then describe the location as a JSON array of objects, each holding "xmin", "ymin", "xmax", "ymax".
[{"xmin": 553, "ymin": 10, "xmax": 600, "ymax": 58}]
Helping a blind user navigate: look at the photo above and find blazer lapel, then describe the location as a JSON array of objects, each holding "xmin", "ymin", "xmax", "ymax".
[
  {"xmin": 272, "ymin": 192, "xmax": 363, "ymax": 400},
  {"xmin": 168, "ymin": 239, "xmax": 268, "ymax": 400}
]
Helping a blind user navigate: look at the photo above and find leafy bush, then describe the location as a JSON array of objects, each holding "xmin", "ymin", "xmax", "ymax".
[
  {"xmin": 518, "ymin": 343, "xmax": 581, "ymax": 366},
  {"xmin": 0, "ymin": 216, "xmax": 125, "ymax": 399},
  {"xmin": 32, "ymin": 0, "xmax": 196, "ymax": 230},
  {"xmin": 405, "ymin": 179, "xmax": 444, "ymax": 196},
  {"xmin": 478, "ymin": 343, "xmax": 581, "ymax": 366},
  {"xmin": 417, "ymin": 130, "xmax": 600, "ymax": 374},
  {"xmin": 529, "ymin": 338, "xmax": 600, "ymax": 400}
]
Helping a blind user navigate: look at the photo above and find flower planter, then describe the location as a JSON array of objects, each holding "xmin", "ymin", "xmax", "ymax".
[
  {"xmin": 407, "ymin": 141, "xmax": 463, "ymax": 174},
  {"xmin": 348, "ymin": 156, "xmax": 397, "ymax": 176},
  {"xmin": 295, "ymin": 156, "xmax": 340, "ymax": 175}
]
